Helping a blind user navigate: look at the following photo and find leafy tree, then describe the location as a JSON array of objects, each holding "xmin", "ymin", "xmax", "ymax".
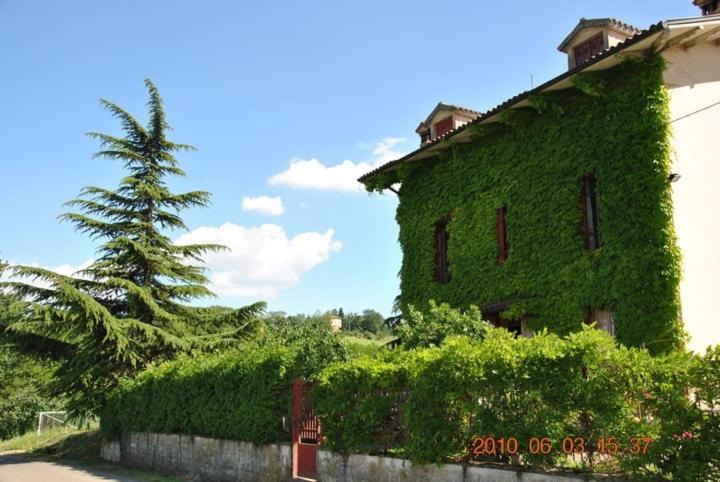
[
  {"xmin": 0, "ymin": 341, "xmax": 59, "ymax": 440},
  {"xmin": 395, "ymin": 300, "xmax": 489, "ymax": 349},
  {"xmin": 1, "ymin": 81, "xmax": 264, "ymax": 416},
  {"xmin": 340, "ymin": 309, "xmax": 389, "ymax": 336},
  {"xmin": 0, "ymin": 265, "xmax": 59, "ymax": 440}
]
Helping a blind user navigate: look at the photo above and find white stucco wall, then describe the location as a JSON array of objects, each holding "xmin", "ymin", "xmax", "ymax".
[{"xmin": 663, "ymin": 41, "xmax": 720, "ymax": 352}]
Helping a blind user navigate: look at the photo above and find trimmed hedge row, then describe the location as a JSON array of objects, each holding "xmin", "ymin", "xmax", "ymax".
[
  {"xmin": 100, "ymin": 322, "xmax": 349, "ymax": 444},
  {"xmin": 101, "ymin": 345, "xmax": 296, "ymax": 444},
  {"xmin": 314, "ymin": 327, "xmax": 720, "ymax": 480},
  {"xmin": 100, "ymin": 324, "xmax": 718, "ymax": 480}
]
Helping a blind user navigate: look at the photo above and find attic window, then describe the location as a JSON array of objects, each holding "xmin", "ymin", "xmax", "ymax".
[
  {"xmin": 573, "ymin": 33, "xmax": 605, "ymax": 67},
  {"xmin": 434, "ymin": 116, "xmax": 454, "ymax": 139},
  {"xmin": 434, "ymin": 216, "xmax": 451, "ymax": 284}
]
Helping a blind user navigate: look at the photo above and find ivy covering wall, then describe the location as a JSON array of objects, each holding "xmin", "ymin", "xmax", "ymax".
[{"xmin": 366, "ymin": 55, "xmax": 683, "ymax": 353}]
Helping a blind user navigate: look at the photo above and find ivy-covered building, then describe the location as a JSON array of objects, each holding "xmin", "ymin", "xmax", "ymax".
[{"xmin": 359, "ymin": 9, "xmax": 720, "ymax": 354}]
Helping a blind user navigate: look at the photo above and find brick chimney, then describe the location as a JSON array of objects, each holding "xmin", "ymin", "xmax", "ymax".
[{"xmin": 695, "ymin": 0, "xmax": 720, "ymax": 15}]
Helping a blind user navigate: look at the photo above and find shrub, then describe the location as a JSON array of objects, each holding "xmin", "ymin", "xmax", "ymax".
[
  {"xmin": 628, "ymin": 346, "xmax": 720, "ymax": 481},
  {"xmin": 313, "ymin": 352, "xmax": 407, "ymax": 454},
  {"xmin": 258, "ymin": 321, "xmax": 349, "ymax": 378},
  {"xmin": 394, "ymin": 300, "xmax": 489, "ymax": 349},
  {"xmin": 313, "ymin": 320, "xmax": 719, "ymax": 479},
  {"xmin": 401, "ymin": 328, "xmax": 657, "ymax": 466}
]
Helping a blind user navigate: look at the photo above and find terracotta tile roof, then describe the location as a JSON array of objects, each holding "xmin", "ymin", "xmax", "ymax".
[
  {"xmin": 416, "ymin": 102, "xmax": 482, "ymax": 133},
  {"xmin": 558, "ymin": 17, "xmax": 642, "ymax": 52},
  {"xmin": 358, "ymin": 21, "xmax": 664, "ymax": 185}
]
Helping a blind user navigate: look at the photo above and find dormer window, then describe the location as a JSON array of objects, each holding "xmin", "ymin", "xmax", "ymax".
[
  {"xmin": 696, "ymin": 0, "xmax": 720, "ymax": 15},
  {"xmin": 415, "ymin": 102, "xmax": 480, "ymax": 146},
  {"xmin": 558, "ymin": 18, "xmax": 639, "ymax": 70},
  {"xmin": 573, "ymin": 32, "xmax": 605, "ymax": 67}
]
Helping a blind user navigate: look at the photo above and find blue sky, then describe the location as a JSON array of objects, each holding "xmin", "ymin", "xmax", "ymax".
[{"xmin": 0, "ymin": 1, "xmax": 699, "ymax": 317}]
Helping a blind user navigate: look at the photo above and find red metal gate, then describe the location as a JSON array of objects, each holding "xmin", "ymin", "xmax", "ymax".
[{"xmin": 292, "ymin": 379, "xmax": 321, "ymax": 479}]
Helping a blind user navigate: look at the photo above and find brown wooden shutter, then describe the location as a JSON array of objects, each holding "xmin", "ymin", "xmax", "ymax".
[
  {"xmin": 434, "ymin": 217, "xmax": 450, "ymax": 283},
  {"xmin": 496, "ymin": 206, "xmax": 508, "ymax": 265},
  {"xmin": 433, "ymin": 116, "xmax": 454, "ymax": 140},
  {"xmin": 580, "ymin": 175, "xmax": 600, "ymax": 250},
  {"xmin": 580, "ymin": 178, "xmax": 590, "ymax": 248},
  {"xmin": 573, "ymin": 33, "xmax": 604, "ymax": 66}
]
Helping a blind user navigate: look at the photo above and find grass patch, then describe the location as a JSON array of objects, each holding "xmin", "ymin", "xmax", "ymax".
[
  {"xmin": 0, "ymin": 426, "xmax": 81, "ymax": 454},
  {"xmin": 342, "ymin": 334, "xmax": 394, "ymax": 357}
]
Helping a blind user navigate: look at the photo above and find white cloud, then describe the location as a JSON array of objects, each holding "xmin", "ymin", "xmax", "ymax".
[
  {"xmin": 175, "ymin": 222, "xmax": 342, "ymax": 300},
  {"xmin": 241, "ymin": 195, "xmax": 285, "ymax": 216},
  {"xmin": 267, "ymin": 137, "xmax": 408, "ymax": 192},
  {"xmin": 1, "ymin": 259, "xmax": 93, "ymax": 289},
  {"xmin": 47, "ymin": 260, "xmax": 93, "ymax": 277}
]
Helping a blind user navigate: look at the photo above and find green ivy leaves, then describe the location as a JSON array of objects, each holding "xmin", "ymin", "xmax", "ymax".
[{"xmin": 394, "ymin": 55, "xmax": 682, "ymax": 354}]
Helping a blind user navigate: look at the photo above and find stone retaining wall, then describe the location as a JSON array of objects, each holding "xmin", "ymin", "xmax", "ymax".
[
  {"xmin": 317, "ymin": 450, "xmax": 621, "ymax": 482},
  {"xmin": 102, "ymin": 433, "xmax": 621, "ymax": 482},
  {"xmin": 104, "ymin": 432, "xmax": 291, "ymax": 482}
]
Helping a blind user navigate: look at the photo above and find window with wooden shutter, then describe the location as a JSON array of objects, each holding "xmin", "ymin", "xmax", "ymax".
[
  {"xmin": 496, "ymin": 206, "xmax": 508, "ymax": 265},
  {"xmin": 572, "ymin": 32, "xmax": 605, "ymax": 66},
  {"xmin": 434, "ymin": 216, "xmax": 450, "ymax": 283},
  {"xmin": 581, "ymin": 174, "xmax": 601, "ymax": 250},
  {"xmin": 433, "ymin": 116, "xmax": 454, "ymax": 140}
]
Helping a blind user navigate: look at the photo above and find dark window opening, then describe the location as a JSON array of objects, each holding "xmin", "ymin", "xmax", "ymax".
[
  {"xmin": 573, "ymin": 33, "xmax": 605, "ymax": 66},
  {"xmin": 505, "ymin": 320, "xmax": 522, "ymax": 337},
  {"xmin": 581, "ymin": 174, "xmax": 601, "ymax": 250},
  {"xmin": 434, "ymin": 216, "xmax": 451, "ymax": 284},
  {"xmin": 496, "ymin": 206, "xmax": 508, "ymax": 265},
  {"xmin": 485, "ymin": 313, "xmax": 522, "ymax": 337}
]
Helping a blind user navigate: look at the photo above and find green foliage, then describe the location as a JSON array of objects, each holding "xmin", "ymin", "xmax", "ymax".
[
  {"xmin": 0, "ymin": 341, "xmax": 59, "ymax": 440},
  {"xmin": 1, "ymin": 81, "xmax": 265, "ymax": 417},
  {"xmin": 393, "ymin": 55, "xmax": 682, "ymax": 353},
  {"xmin": 101, "ymin": 346, "xmax": 295, "ymax": 443},
  {"xmin": 0, "ymin": 279, "xmax": 61, "ymax": 440},
  {"xmin": 342, "ymin": 309, "xmax": 388, "ymax": 335},
  {"xmin": 401, "ymin": 328, "xmax": 660, "ymax": 467},
  {"xmin": 100, "ymin": 322, "xmax": 349, "ymax": 442},
  {"xmin": 627, "ymin": 347, "xmax": 720, "ymax": 481},
  {"xmin": 313, "ymin": 325, "xmax": 720, "ymax": 479},
  {"xmin": 570, "ymin": 71, "xmax": 608, "ymax": 97},
  {"xmin": 394, "ymin": 300, "xmax": 489, "ymax": 349},
  {"xmin": 314, "ymin": 352, "xmax": 407, "ymax": 454},
  {"xmin": 257, "ymin": 319, "xmax": 349, "ymax": 378}
]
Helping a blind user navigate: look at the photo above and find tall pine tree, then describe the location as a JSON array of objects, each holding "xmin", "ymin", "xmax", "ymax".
[{"xmin": 2, "ymin": 80, "xmax": 264, "ymax": 415}]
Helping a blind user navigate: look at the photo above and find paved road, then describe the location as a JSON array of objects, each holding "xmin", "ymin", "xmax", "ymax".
[{"xmin": 0, "ymin": 453, "xmax": 145, "ymax": 482}]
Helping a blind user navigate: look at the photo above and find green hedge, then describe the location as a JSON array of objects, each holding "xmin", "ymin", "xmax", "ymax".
[
  {"xmin": 313, "ymin": 352, "xmax": 408, "ymax": 453},
  {"xmin": 314, "ymin": 328, "xmax": 719, "ymax": 480},
  {"xmin": 100, "ymin": 321, "xmax": 349, "ymax": 443},
  {"xmin": 101, "ymin": 345, "xmax": 296, "ymax": 444}
]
